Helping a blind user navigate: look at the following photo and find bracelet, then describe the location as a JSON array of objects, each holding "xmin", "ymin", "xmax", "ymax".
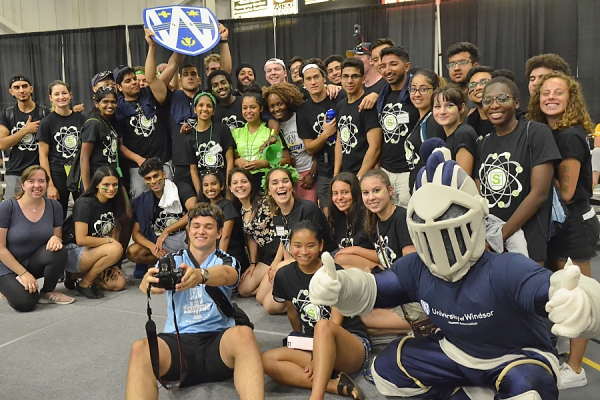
[
  {"xmin": 249, "ymin": 262, "xmax": 257, "ymax": 266},
  {"xmin": 219, "ymin": 39, "xmax": 228, "ymax": 44},
  {"xmin": 18, "ymin": 270, "xmax": 27, "ymax": 276}
]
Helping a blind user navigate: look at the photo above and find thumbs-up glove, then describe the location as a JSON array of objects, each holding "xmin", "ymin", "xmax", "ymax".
[
  {"xmin": 546, "ymin": 258, "xmax": 591, "ymax": 338},
  {"xmin": 309, "ymin": 252, "xmax": 341, "ymax": 306},
  {"xmin": 309, "ymin": 252, "xmax": 378, "ymax": 316}
]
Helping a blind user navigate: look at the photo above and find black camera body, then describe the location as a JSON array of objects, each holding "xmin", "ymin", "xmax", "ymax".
[{"xmin": 152, "ymin": 255, "xmax": 185, "ymax": 290}]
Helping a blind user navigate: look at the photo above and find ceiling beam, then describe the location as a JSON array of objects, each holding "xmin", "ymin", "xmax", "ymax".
[{"xmin": 0, "ymin": 15, "xmax": 23, "ymax": 34}]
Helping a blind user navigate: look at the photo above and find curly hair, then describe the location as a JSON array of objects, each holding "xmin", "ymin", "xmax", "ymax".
[
  {"xmin": 527, "ymin": 71, "xmax": 594, "ymax": 136},
  {"xmin": 525, "ymin": 54, "xmax": 571, "ymax": 80},
  {"xmin": 262, "ymin": 83, "xmax": 304, "ymax": 113}
]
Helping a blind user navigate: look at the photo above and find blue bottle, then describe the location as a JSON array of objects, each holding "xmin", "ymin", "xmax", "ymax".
[{"xmin": 325, "ymin": 109, "xmax": 336, "ymax": 142}]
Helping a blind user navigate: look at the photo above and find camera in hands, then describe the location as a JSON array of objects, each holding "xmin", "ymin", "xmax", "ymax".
[{"xmin": 152, "ymin": 255, "xmax": 185, "ymax": 290}]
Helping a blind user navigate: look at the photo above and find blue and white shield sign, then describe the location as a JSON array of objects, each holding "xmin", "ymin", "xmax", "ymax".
[{"xmin": 143, "ymin": 6, "xmax": 220, "ymax": 56}]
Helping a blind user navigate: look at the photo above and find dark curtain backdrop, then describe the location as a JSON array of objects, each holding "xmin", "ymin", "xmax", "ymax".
[
  {"xmin": 578, "ymin": 0, "xmax": 600, "ymax": 123},
  {"xmin": 63, "ymin": 26, "xmax": 128, "ymax": 113},
  {"xmin": 0, "ymin": 1, "xmax": 597, "ymax": 121},
  {"xmin": 0, "ymin": 32, "xmax": 62, "ymax": 110}
]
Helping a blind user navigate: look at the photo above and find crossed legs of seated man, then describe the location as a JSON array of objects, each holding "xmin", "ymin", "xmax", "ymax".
[
  {"xmin": 126, "ymin": 325, "xmax": 264, "ymax": 400},
  {"xmin": 372, "ymin": 335, "xmax": 558, "ymax": 400}
]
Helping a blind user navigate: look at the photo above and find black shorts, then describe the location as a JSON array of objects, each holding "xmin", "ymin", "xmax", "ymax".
[
  {"xmin": 548, "ymin": 205, "xmax": 600, "ymax": 261},
  {"xmin": 158, "ymin": 330, "xmax": 233, "ymax": 387}
]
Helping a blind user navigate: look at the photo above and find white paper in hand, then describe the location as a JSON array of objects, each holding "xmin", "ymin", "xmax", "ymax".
[{"xmin": 309, "ymin": 252, "xmax": 341, "ymax": 306}]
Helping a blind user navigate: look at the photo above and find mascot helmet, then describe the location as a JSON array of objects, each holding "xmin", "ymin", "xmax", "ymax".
[{"xmin": 406, "ymin": 148, "xmax": 488, "ymax": 282}]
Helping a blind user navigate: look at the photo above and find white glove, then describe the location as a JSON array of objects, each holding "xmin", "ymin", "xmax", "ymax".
[
  {"xmin": 546, "ymin": 258, "xmax": 592, "ymax": 338},
  {"xmin": 309, "ymin": 252, "xmax": 341, "ymax": 306}
]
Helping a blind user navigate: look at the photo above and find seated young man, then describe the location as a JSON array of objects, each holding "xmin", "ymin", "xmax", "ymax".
[
  {"xmin": 126, "ymin": 157, "xmax": 197, "ymax": 278},
  {"xmin": 126, "ymin": 202, "xmax": 264, "ymax": 400}
]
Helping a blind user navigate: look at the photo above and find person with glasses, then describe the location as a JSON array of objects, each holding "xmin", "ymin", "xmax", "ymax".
[
  {"xmin": 346, "ymin": 43, "xmax": 385, "ymax": 96},
  {"xmin": 327, "ymin": 172, "xmax": 376, "ymax": 271},
  {"xmin": 475, "ymin": 77, "xmax": 561, "ymax": 264},
  {"xmin": 432, "ymin": 85, "xmax": 478, "ymax": 177},
  {"xmin": 446, "ymin": 42, "xmax": 480, "ymax": 98},
  {"xmin": 404, "ymin": 69, "xmax": 446, "ymax": 192},
  {"xmin": 91, "ymin": 71, "xmax": 116, "ymax": 93},
  {"xmin": 126, "ymin": 202, "xmax": 264, "ymax": 400},
  {"xmin": 36, "ymin": 80, "xmax": 86, "ymax": 217},
  {"xmin": 287, "ymin": 56, "xmax": 304, "ymax": 86},
  {"xmin": 0, "ymin": 75, "xmax": 48, "ymax": 199},
  {"xmin": 334, "ymin": 58, "xmax": 382, "ymax": 179},
  {"xmin": 465, "ymin": 66, "xmax": 494, "ymax": 139},
  {"xmin": 528, "ymin": 71, "xmax": 599, "ymax": 389},
  {"xmin": 376, "ymin": 46, "xmax": 420, "ymax": 206}
]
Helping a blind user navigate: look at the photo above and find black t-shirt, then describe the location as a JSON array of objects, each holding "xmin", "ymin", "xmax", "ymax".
[
  {"xmin": 332, "ymin": 212, "xmax": 373, "ymax": 249},
  {"xmin": 272, "ymin": 261, "xmax": 369, "ymax": 339},
  {"xmin": 73, "ymin": 196, "xmax": 117, "ymax": 238},
  {"xmin": 176, "ymin": 122, "xmax": 234, "ymax": 173},
  {"xmin": 132, "ymin": 182, "xmax": 196, "ymax": 235},
  {"xmin": 365, "ymin": 78, "xmax": 386, "ymax": 96},
  {"xmin": 170, "ymin": 90, "xmax": 197, "ymax": 130},
  {"xmin": 36, "ymin": 111, "xmax": 86, "ymax": 167},
  {"xmin": 80, "ymin": 117, "xmax": 119, "ymax": 176},
  {"xmin": 0, "ymin": 104, "xmax": 48, "ymax": 175},
  {"xmin": 553, "ymin": 125, "xmax": 592, "ymax": 207},
  {"xmin": 405, "ymin": 112, "xmax": 447, "ymax": 192},
  {"xmin": 273, "ymin": 198, "xmax": 337, "ymax": 254},
  {"xmin": 446, "ymin": 123, "xmax": 479, "ymax": 170},
  {"xmin": 216, "ymin": 198, "xmax": 249, "ymax": 269},
  {"xmin": 214, "ymin": 97, "xmax": 245, "ymax": 132},
  {"xmin": 335, "ymin": 93, "xmax": 380, "ymax": 175},
  {"xmin": 371, "ymin": 206, "xmax": 412, "ymax": 268},
  {"xmin": 476, "ymin": 120, "xmax": 561, "ymax": 261},
  {"xmin": 297, "ymin": 95, "xmax": 339, "ymax": 178},
  {"xmin": 466, "ymin": 110, "xmax": 494, "ymax": 141},
  {"xmin": 113, "ymin": 87, "xmax": 171, "ymax": 163},
  {"xmin": 379, "ymin": 90, "xmax": 420, "ymax": 173}
]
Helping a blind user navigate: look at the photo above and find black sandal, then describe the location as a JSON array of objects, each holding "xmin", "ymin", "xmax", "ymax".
[
  {"xmin": 76, "ymin": 281, "xmax": 104, "ymax": 299},
  {"xmin": 337, "ymin": 372, "xmax": 365, "ymax": 399}
]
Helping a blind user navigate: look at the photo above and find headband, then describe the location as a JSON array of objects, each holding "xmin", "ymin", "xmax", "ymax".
[
  {"xmin": 261, "ymin": 165, "xmax": 300, "ymax": 193},
  {"xmin": 264, "ymin": 58, "xmax": 286, "ymax": 71},
  {"xmin": 301, "ymin": 63, "xmax": 324, "ymax": 76},
  {"xmin": 194, "ymin": 91, "xmax": 217, "ymax": 107}
]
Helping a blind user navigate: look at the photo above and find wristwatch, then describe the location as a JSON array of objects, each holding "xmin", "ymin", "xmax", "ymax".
[{"xmin": 200, "ymin": 268, "xmax": 210, "ymax": 284}]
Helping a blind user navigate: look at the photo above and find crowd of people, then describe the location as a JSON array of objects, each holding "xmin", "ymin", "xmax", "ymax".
[{"xmin": 1, "ymin": 21, "xmax": 600, "ymax": 400}]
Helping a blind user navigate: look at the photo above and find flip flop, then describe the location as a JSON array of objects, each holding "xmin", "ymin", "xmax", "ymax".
[{"xmin": 337, "ymin": 372, "xmax": 366, "ymax": 400}]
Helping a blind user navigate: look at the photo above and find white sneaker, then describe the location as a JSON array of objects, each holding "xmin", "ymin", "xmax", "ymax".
[
  {"xmin": 558, "ymin": 363, "xmax": 587, "ymax": 389},
  {"xmin": 38, "ymin": 291, "xmax": 75, "ymax": 305}
]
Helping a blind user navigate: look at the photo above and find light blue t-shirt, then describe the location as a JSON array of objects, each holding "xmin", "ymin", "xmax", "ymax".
[{"xmin": 163, "ymin": 249, "xmax": 240, "ymax": 334}]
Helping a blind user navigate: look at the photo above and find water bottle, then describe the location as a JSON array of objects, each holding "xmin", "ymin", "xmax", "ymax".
[{"xmin": 325, "ymin": 109, "xmax": 336, "ymax": 142}]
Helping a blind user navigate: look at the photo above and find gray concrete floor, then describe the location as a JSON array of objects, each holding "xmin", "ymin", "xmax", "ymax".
[{"xmin": 1, "ymin": 258, "xmax": 600, "ymax": 399}]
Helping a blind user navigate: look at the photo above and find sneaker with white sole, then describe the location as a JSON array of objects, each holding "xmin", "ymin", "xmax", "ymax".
[
  {"xmin": 558, "ymin": 362, "xmax": 587, "ymax": 389},
  {"xmin": 38, "ymin": 291, "xmax": 75, "ymax": 305}
]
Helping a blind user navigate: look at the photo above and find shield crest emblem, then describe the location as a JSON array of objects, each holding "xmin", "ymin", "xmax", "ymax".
[{"xmin": 143, "ymin": 6, "xmax": 221, "ymax": 56}]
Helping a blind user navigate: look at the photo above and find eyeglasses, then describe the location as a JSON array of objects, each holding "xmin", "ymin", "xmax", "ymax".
[
  {"xmin": 289, "ymin": 67, "xmax": 300, "ymax": 74},
  {"xmin": 446, "ymin": 59, "xmax": 471, "ymax": 69},
  {"xmin": 482, "ymin": 94, "xmax": 514, "ymax": 106},
  {"xmin": 467, "ymin": 78, "xmax": 490, "ymax": 91},
  {"xmin": 410, "ymin": 86, "xmax": 434, "ymax": 95},
  {"xmin": 341, "ymin": 74, "xmax": 362, "ymax": 81}
]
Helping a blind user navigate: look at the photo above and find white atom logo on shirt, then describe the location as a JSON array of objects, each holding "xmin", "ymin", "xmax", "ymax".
[
  {"xmin": 54, "ymin": 125, "xmax": 79, "ymax": 160},
  {"xmin": 380, "ymin": 103, "xmax": 409, "ymax": 144},
  {"xmin": 338, "ymin": 115, "xmax": 358, "ymax": 154},
  {"xmin": 131, "ymin": 113, "xmax": 157, "ymax": 137},
  {"xmin": 478, "ymin": 151, "xmax": 523, "ymax": 209}
]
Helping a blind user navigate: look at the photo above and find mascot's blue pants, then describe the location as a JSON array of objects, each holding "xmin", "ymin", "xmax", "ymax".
[{"xmin": 373, "ymin": 335, "xmax": 558, "ymax": 400}]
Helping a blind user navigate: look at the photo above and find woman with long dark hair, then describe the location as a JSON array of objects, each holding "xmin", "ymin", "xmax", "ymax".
[
  {"xmin": 64, "ymin": 167, "xmax": 127, "ymax": 299},
  {"xmin": 37, "ymin": 80, "xmax": 86, "ymax": 216},
  {"xmin": 528, "ymin": 71, "xmax": 599, "ymax": 389},
  {"xmin": 404, "ymin": 69, "xmax": 446, "ymax": 192},
  {"xmin": 328, "ymin": 172, "xmax": 377, "ymax": 271},
  {"xmin": 228, "ymin": 167, "xmax": 280, "ymax": 298}
]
